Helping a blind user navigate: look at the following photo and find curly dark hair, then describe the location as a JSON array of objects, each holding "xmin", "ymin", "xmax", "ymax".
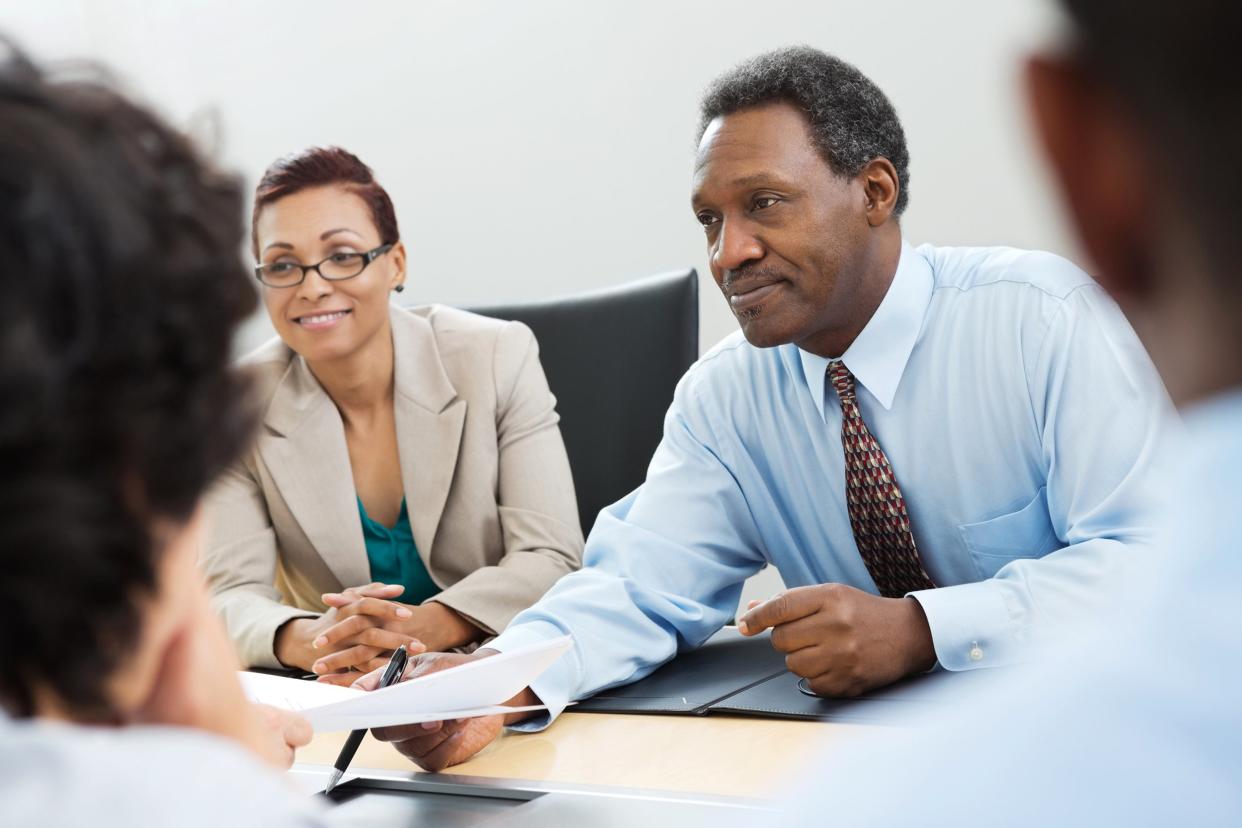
[
  {"xmin": 0, "ymin": 45, "xmax": 258, "ymax": 719},
  {"xmin": 698, "ymin": 46, "xmax": 911, "ymax": 215}
]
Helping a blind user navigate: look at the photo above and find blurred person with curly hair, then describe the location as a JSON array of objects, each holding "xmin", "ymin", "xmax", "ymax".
[{"xmin": 0, "ymin": 43, "xmax": 325, "ymax": 826}]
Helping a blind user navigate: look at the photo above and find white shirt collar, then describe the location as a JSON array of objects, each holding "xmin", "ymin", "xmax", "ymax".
[{"xmin": 799, "ymin": 241, "xmax": 933, "ymax": 419}]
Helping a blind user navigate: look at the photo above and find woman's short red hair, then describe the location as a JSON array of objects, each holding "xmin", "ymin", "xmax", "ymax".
[{"xmin": 251, "ymin": 146, "xmax": 398, "ymax": 257}]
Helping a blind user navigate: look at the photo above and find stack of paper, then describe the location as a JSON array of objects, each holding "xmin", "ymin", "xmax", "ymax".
[{"xmin": 239, "ymin": 635, "xmax": 572, "ymax": 732}]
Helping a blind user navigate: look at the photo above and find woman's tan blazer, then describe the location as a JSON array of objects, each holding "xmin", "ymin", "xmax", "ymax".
[{"xmin": 201, "ymin": 304, "xmax": 584, "ymax": 668}]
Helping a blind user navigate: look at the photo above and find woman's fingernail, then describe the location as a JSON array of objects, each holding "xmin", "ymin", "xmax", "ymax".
[
  {"xmin": 421, "ymin": 721, "xmax": 439, "ymax": 730},
  {"xmin": 396, "ymin": 607, "xmax": 412, "ymax": 618},
  {"xmin": 311, "ymin": 662, "xmax": 326, "ymax": 674},
  {"xmin": 313, "ymin": 636, "xmax": 327, "ymax": 649},
  {"xmin": 737, "ymin": 621, "xmax": 749, "ymax": 634}
]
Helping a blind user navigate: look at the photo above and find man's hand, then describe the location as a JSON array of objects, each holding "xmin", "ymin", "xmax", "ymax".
[
  {"xmin": 738, "ymin": 583, "xmax": 936, "ymax": 697},
  {"xmin": 355, "ymin": 650, "xmax": 532, "ymax": 771},
  {"xmin": 376, "ymin": 715, "xmax": 504, "ymax": 773}
]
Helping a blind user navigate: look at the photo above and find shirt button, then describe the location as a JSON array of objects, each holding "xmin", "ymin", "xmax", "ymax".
[{"xmin": 969, "ymin": 644, "xmax": 984, "ymax": 662}]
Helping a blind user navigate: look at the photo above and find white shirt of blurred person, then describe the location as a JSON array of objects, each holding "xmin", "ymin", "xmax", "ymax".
[{"xmin": 0, "ymin": 511, "xmax": 323, "ymax": 828}]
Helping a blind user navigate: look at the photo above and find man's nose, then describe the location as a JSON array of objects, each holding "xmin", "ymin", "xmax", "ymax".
[{"xmin": 712, "ymin": 217, "xmax": 765, "ymax": 273}]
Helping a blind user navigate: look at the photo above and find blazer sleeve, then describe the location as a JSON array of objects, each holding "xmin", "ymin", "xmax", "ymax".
[
  {"xmin": 429, "ymin": 321, "xmax": 585, "ymax": 634},
  {"xmin": 200, "ymin": 460, "xmax": 317, "ymax": 669}
]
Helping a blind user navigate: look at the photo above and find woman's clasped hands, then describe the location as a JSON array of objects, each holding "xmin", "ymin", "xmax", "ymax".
[{"xmin": 274, "ymin": 581, "xmax": 482, "ymax": 685}]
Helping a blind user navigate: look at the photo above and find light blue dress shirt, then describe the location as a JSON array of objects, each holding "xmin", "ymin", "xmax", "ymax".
[
  {"xmin": 490, "ymin": 242, "xmax": 1171, "ymax": 726},
  {"xmin": 767, "ymin": 389, "xmax": 1242, "ymax": 826}
]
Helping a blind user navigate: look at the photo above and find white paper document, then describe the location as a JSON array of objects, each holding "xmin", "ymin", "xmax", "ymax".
[{"xmin": 239, "ymin": 635, "xmax": 572, "ymax": 732}]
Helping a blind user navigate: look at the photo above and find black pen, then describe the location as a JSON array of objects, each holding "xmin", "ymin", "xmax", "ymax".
[{"xmin": 323, "ymin": 646, "xmax": 409, "ymax": 794}]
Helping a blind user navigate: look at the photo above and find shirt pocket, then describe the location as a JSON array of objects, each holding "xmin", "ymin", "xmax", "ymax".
[{"xmin": 957, "ymin": 486, "xmax": 1061, "ymax": 580}]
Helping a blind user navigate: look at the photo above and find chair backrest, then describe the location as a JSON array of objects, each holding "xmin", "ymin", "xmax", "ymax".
[{"xmin": 467, "ymin": 269, "xmax": 699, "ymax": 535}]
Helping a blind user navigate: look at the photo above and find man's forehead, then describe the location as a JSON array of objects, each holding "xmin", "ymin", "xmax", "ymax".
[
  {"xmin": 692, "ymin": 106, "xmax": 817, "ymax": 197},
  {"xmin": 702, "ymin": 105, "xmax": 816, "ymax": 161},
  {"xmin": 696, "ymin": 114, "xmax": 729, "ymax": 159},
  {"xmin": 697, "ymin": 113, "xmax": 778, "ymax": 167}
]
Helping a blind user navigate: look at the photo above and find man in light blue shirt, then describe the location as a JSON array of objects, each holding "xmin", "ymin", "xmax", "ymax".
[
  {"xmin": 368, "ymin": 46, "xmax": 1170, "ymax": 771},
  {"xmin": 758, "ymin": 0, "xmax": 1242, "ymax": 821}
]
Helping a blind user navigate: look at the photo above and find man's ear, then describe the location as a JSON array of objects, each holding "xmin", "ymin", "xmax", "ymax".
[
  {"xmin": 860, "ymin": 157, "xmax": 900, "ymax": 227},
  {"xmin": 1025, "ymin": 53, "xmax": 1155, "ymax": 303}
]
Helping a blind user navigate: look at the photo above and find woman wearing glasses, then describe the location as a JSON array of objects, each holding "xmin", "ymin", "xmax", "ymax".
[{"xmin": 201, "ymin": 147, "xmax": 583, "ymax": 680}]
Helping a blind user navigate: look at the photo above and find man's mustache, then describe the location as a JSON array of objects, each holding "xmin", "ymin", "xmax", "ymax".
[{"xmin": 721, "ymin": 265, "xmax": 788, "ymax": 293}]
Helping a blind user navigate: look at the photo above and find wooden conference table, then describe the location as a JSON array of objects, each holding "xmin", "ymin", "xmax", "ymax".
[{"xmin": 298, "ymin": 710, "xmax": 865, "ymax": 800}]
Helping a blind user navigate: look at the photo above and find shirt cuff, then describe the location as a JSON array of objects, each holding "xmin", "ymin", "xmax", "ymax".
[
  {"xmin": 486, "ymin": 620, "xmax": 578, "ymax": 732},
  {"xmin": 908, "ymin": 580, "xmax": 1020, "ymax": 671}
]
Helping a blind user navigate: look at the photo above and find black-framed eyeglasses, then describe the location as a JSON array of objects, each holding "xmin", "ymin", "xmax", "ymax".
[{"xmin": 254, "ymin": 243, "xmax": 395, "ymax": 288}]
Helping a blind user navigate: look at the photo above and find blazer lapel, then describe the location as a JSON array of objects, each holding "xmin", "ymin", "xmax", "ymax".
[
  {"xmin": 390, "ymin": 307, "xmax": 466, "ymax": 566},
  {"xmin": 257, "ymin": 356, "xmax": 371, "ymax": 591}
]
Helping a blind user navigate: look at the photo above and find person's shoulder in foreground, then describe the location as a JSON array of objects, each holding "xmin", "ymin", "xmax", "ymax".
[{"xmin": 0, "ymin": 714, "xmax": 324, "ymax": 828}]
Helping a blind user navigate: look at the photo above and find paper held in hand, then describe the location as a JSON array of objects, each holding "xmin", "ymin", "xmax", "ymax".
[{"xmin": 239, "ymin": 635, "xmax": 573, "ymax": 732}]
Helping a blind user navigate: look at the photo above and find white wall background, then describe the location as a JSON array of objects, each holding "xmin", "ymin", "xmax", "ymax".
[{"xmin": 4, "ymin": 0, "xmax": 1077, "ymax": 608}]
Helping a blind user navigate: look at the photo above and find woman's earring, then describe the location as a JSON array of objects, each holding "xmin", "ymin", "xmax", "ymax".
[{"xmin": 394, "ymin": 284, "xmax": 405, "ymax": 293}]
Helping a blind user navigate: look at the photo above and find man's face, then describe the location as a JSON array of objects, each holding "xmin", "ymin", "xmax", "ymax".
[{"xmin": 691, "ymin": 102, "xmax": 873, "ymax": 351}]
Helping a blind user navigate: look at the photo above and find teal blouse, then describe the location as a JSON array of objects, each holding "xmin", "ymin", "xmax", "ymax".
[{"xmin": 357, "ymin": 496, "xmax": 439, "ymax": 604}]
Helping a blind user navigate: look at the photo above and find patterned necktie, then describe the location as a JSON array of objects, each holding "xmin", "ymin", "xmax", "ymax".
[{"xmin": 828, "ymin": 361, "xmax": 935, "ymax": 598}]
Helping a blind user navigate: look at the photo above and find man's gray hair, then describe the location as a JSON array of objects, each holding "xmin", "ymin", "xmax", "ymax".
[{"xmin": 698, "ymin": 46, "xmax": 911, "ymax": 215}]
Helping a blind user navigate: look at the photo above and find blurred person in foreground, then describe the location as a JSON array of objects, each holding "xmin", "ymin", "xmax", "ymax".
[
  {"xmin": 0, "ymin": 44, "xmax": 324, "ymax": 826},
  {"xmin": 756, "ymin": 0, "xmax": 1242, "ymax": 824}
]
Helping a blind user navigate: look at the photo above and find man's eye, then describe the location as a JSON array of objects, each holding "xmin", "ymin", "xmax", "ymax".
[
  {"xmin": 697, "ymin": 213, "xmax": 719, "ymax": 228},
  {"xmin": 753, "ymin": 196, "xmax": 779, "ymax": 210}
]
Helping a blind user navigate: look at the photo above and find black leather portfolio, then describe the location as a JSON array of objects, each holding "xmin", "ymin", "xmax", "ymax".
[
  {"xmin": 574, "ymin": 627, "xmax": 997, "ymax": 723},
  {"xmin": 573, "ymin": 628, "xmax": 789, "ymax": 715}
]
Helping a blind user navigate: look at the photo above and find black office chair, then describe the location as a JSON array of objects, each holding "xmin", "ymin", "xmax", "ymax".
[{"xmin": 466, "ymin": 269, "xmax": 699, "ymax": 536}]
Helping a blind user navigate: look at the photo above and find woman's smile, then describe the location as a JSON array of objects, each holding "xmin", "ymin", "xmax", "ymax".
[{"xmin": 293, "ymin": 308, "xmax": 352, "ymax": 330}]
